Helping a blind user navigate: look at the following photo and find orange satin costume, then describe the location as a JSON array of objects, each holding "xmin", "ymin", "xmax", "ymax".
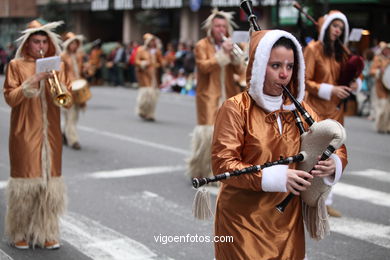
[
  {"xmin": 3, "ymin": 21, "xmax": 71, "ymax": 247},
  {"xmin": 135, "ymin": 46, "xmax": 164, "ymax": 88},
  {"xmin": 4, "ymin": 56, "xmax": 70, "ymax": 179},
  {"xmin": 370, "ymin": 54, "xmax": 390, "ymax": 99},
  {"xmin": 61, "ymin": 52, "xmax": 84, "ymax": 82},
  {"xmin": 194, "ymin": 37, "xmax": 243, "ymax": 125},
  {"xmin": 304, "ymin": 11, "xmax": 350, "ymax": 125},
  {"xmin": 304, "ymin": 41, "xmax": 346, "ymax": 124},
  {"xmin": 212, "ymin": 30, "xmax": 347, "ymax": 259}
]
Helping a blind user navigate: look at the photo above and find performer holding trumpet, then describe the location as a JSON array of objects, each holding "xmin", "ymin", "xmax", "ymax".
[
  {"xmin": 3, "ymin": 20, "xmax": 71, "ymax": 249},
  {"xmin": 186, "ymin": 8, "xmax": 245, "ymax": 180}
]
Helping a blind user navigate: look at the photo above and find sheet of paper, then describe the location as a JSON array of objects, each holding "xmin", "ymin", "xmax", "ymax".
[
  {"xmin": 36, "ymin": 56, "xmax": 61, "ymax": 73},
  {"xmin": 232, "ymin": 31, "xmax": 250, "ymax": 43},
  {"xmin": 349, "ymin": 28, "xmax": 363, "ymax": 42}
]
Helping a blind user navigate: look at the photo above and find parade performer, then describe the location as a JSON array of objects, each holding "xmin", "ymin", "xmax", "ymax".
[
  {"xmin": 186, "ymin": 9, "xmax": 245, "ymax": 179},
  {"xmin": 370, "ymin": 43, "xmax": 390, "ymax": 133},
  {"xmin": 134, "ymin": 33, "xmax": 164, "ymax": 121},
  {"xmin": 61, "ymin": 32, "xmax": 89, "ymax": 150},
  {"xmin": 212, "ymin": 29, "xmax": 347, "ymax": 260},
  {"xmin": 303, "ymin": 10, "xmax": 356, "ymax": 216},
  {"xmin": 3, "ymin": 20, "xmax": 71, "ymax": 249}
]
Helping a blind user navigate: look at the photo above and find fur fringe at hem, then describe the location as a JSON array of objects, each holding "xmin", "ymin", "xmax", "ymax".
[
  {"xmin": 186, "ymin": 125, "xmax": 214, "ymax": 178},
  {"xmin": 136, "ymin": 87, "xmax": 160, "ymax": 119},
  {"xmin": 375, "ymin": 98, "xmax": 390, "ymax": 132},
  {"xmin": 5, "ymin": 177, "xmax": 67, "ymax": 247}
]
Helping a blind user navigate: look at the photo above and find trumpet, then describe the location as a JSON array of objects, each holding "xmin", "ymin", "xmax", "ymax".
[
  {"xmin": 221, "ymin": 34, "xmax": 248, "ymax": 65},
  {"xmin": 39, "ymin": 50, "xmax": 72, "ymax": 107}
]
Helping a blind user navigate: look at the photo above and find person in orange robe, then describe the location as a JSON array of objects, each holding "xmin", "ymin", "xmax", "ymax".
[
  {"xmin": 212, "ymin": 30, "xmax": 348, "ymax": 259},
  {"xmin": 61, "ymin": 32, "xmax": 88, "ymax": 150},
  {"xmin": 186, "ymin": 9, "xmax": 245, "ymax": 180},
  {"xmin": 134, "ymin": 33, "xmax": 164, "ymax": 121},
  {"xmin": 303, "ymin": 10, "xmax": 358, "ymax": 217},
  {"xmin": 370, "ymin": 43, "xmax": 390, "ymax": 133},
  {"xmin": 3, "ymin": 20, "xmax": 71, "ymax": 250}
]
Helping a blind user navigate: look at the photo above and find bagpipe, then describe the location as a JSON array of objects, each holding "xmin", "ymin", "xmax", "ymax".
[
  {"xmin": 191, "ymin": 0, "xmax": 347, "ymax": 240},
  {"xmin": 292, "ymin": 1, "xmax": 364, "ymax": 109}
]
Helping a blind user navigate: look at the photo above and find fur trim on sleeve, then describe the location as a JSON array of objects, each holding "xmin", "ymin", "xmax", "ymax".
[
  {"xmin": 318, "ymin": 83, "xmax": 334, "ymax": 100},
  {"xmin": 323, "ymin": 154, "xmax": 342, "ymax": 186},
  {"xmin": 215, "ymin": 49, "xmax": 230, "ymax": 67},
  {"xmin": 22, "ymin": 78, "xmax": 41, "ymax": 98},
  {"xmin": 261, "ymin": 165, "xmax": 288, "ymax": 192}
]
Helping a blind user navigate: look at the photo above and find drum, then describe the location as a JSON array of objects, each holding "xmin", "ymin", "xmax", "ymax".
[
  {"xmin": 71, "ymin": 79, "xmax": 92, "ymax": 104},
  {"xmin": 382, "ymin": 64, "xmax": 390, "ymax": 90}
]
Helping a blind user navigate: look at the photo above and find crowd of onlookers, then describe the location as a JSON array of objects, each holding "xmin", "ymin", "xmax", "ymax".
[
  {"xmin": 0, "ymin": 38, "xmax": 388, "ymax": 106},
  {"xmin": 81, "ymin": 39, "xmax": 197, "ymax": 96},
  {"xmin": 0, "ymin": 43, "xmax": 17, "ymax": 75}
]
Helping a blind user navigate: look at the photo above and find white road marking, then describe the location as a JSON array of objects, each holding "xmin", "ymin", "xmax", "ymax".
[
  {"xmin": 330, "ymin": 217, "xmax": 390, "ymax": 249},
  {"xmin": 88, "ymin": 165, "xmax": 186, "ymax": 179},
  {"xmin": 0, "ymin": 181, "xmax": 7, "ymax": 190},
  {"xmin": 333, "ymin": 182, "xmax": 390, "ymax": 208},
  {"xmin": 0, "ymin": 107, "xmax": 10, "ymax": 113},
  {"xmin": 120, "ymin": 191, "xmax": 211, "ymax": 228},
  {"xmin": 61, "ymin": 212, "xmax": 167, "ymax": 260},
  {"xmin": 0, "ymin": 249, "xmax": 13, "ymax": 260},
  {"xmin": 348, "ymin": 169, "xmax": 390, "ymax": 183},
  {"xmin": 79, "ymin": 125, "xmax": 189, "ymax": 155}
]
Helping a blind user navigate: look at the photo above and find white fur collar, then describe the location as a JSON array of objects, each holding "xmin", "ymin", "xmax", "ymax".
[{"xmin": 248, "ymin": 30, "xmax": 305, "ymax": 112}]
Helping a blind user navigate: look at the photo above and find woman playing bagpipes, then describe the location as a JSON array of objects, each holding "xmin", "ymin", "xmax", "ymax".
[
  {"xmin": 211, "ymin": 29, "xmax": 348, "ymax": 259},
  {"xmin": 304, "ymin": 10, "xmax": 360, "ymax": 125},
  {"xmin": 303, "ymin": 10, "xmax": 360, "ymax": 217}
]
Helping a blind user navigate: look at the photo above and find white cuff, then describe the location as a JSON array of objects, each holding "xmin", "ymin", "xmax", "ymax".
[
  {"xmin": 215, "ymin": 49, "xmax": 230, "ymax": 67},
  {"xmin": 140, "ymin": 60, "xmax": 149, "ymax": 69},
  {"xmin": 353, "ymin": 77, "xmax": 362, "ymax": 94},
  {"xmin": 22, "ymin": 78, "xmax": 40, "ymax": 98},
  {"xmin": 318, "ymin": 83, "xmax": 333, "ymax": 100},
  {"xmin": 261, "ymin": 165, "xmax": 288, "ymax": 192},
  {"xmin": 323, "ymin": 154, "xmax": 342, "ymax": 186}
]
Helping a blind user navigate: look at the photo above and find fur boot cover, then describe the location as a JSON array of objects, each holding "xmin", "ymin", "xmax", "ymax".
[
  {"xmin": 5, "ymin": 177, "xmax": 67, "ymax": 247},
  {"xmin": 186, "ymin": 125, "xmax": 214, "ymax": 178},
  {"xmin": 136, "ymin": 87, "xmax": 160, "ymax": 120}
]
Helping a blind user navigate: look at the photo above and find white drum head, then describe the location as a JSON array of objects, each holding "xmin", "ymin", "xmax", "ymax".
[
  {"xmin": 72, "ymin": 79, "xmax": 87, "ymax": 91},
  {"xmin": 383, "ymin": 65, "xmax": 390, "ymax": 90}
]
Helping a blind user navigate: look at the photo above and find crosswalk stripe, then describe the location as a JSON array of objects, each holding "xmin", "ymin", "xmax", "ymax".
[
  {"xmin": 348, "ymin": 169, "xmax": 390, "ymax": 183},
  {"xmin": 330, "ymin": 217, "xmax": 390, "ymax": 249},
  {"xmin": 79, "ymin": 125, "xmax": 189, "ymax": 156},
  {"xmin": 333, "ymin": 182, "xmax": 390, "ymax": 208},
  {"xmin": 0, "ymin": 249, "xmax": 12, "ymax": 260},
  {"xmin": 61, "ymin": 212, "xmax": 169, "ymax": 260},
  {"xmin": 88, "ymin": 165, "xmax": 186, "ymax": 179}
]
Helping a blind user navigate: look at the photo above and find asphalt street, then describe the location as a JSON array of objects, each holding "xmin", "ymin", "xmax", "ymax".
[{"xmin": 0, "ymin": 78, "xmax": 389, "ymax": 260}]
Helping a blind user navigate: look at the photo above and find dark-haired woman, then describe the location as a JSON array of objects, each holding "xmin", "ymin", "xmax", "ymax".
[
  {"xmin": 212, "ymin": 30, "xmax": 347, "ymax": 259},
  {"xmin": 304, "ymin": 10, "xmax": 356, "ymax": 217}
]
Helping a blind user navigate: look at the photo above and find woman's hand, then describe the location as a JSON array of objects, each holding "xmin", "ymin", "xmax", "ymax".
[
  {"xmin": 332, "ymin": 85, "xmax": 352, "ymax": 99},
  {"xmin": 311, "ymin": 156, "xmax": 336, "ymax": 178},
  {"xmin": 286, "ymin": 169, "xmax": 313, "ymax": 195},
  {"xmin": 29, "ymin": 72, "xmax": 52, "ymax": 87}
]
